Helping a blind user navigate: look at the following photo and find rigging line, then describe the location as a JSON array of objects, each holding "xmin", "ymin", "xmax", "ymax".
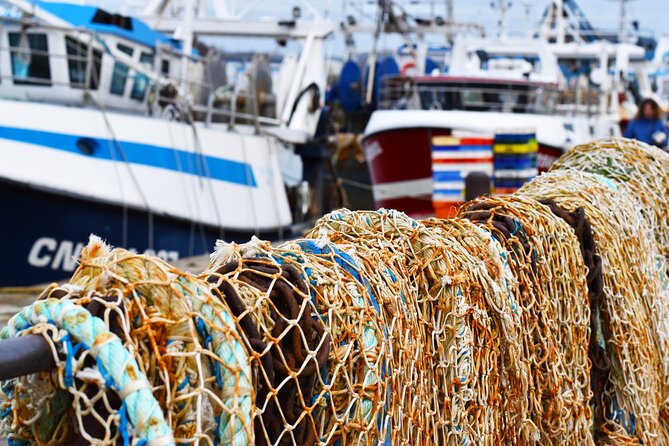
[
  {"xmin": 180, "ymin": 111, "xmax": 210, "ymax": 251},
  {"xmin": 164, "ymin": 115, "xmax": 199, "ymax": 256},
  {"xmin": 166, "ymin": 115, "xmax": 196, "ymax": 220},
  {"xmin": 85, "ymin": 61, "xmax": 130, "ymax": 247},
  {"xmin": 266, "ymin": 136, "xmax": 284, "ymax": 241},
  {"xmin": 183, "ymin": 111, "xmax": 222, "ymax": 249},
  {"xmin": 90, "ymin": 96, "xmax": 154, "ymax": 249},
  {"xmin": 233, "ymin": 133, "xmax": 259, "ymax": 236},
  {"xmin": 175, "ymin": 112, "xmax": 208, "ymax": 252}
]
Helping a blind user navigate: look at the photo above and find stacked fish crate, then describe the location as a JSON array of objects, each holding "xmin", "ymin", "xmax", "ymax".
[
  {"xmin": 492, "ymin": 131, "xmax": 539, "ymax": 196},
  {"xmin": 431, "ymin": 135, "xmax": 493, "ymax": 218}
]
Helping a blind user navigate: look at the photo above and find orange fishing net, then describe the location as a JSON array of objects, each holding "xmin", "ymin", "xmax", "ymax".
[{"xmin": 1, "ymin": 138, "xmax": 669, "ymax": 446}]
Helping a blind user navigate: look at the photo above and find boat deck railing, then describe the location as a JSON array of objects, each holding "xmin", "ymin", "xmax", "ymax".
[
  {"xmin": 0, "ymin": 19, "xmax": 280, "ymax": 130},
  {"xmin": 378, "ymin": 81, "xmax": 605, "ymax": 117}
]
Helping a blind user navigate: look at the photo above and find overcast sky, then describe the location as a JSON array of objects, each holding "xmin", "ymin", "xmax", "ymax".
[
  {"xmin": 126, "ymin": 0, "xmax": 669, "ymax": 55},
  {"xmin": 202, "ymin": 0, "xmax": 668, "ymax": 54},
  {"xmin": 451, "ymin": 0, "xmax": 666, "ymax": 37}
]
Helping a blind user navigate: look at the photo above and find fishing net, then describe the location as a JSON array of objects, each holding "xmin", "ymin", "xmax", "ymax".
[
  {"xmin": 519, "ymin": 170, "xmax": 669, "ymax": 445},
  {"xmin": 458, "ymin": 195, "xmax": 593, "ymax": 445},
  {"xmin": 537, "ymin": 198, "xmax": 609, "ymax": 438},
  {"xmin": 306, "ymin": 209, "xmax": 525, "ymax": 445},
  {"xmin": 417, "ymin": 217, "xmax": 525, "ymax": 445},
  {"xmin": 551, "ymin": 137, "xmax": 669, "ymax": 262},
  {"xmin": 2, "ymin": 138, "xmax": 669, "ymax": 446},
  {"xmin": 202, "ymin": 236, "xmax": 388, "ymax": 446},
  {"xmin": 0, "ymin": 235, "xmax": 254, "ymax": 446},
  {"xmin": 306, "ymin": 209, "xmax": 442, "ymax": 443},
  {"xmin": 303, "ymin": 210, "xmax": 429, "ymax": 445}
]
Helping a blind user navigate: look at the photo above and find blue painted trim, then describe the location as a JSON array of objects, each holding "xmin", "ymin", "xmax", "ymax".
[
  {"xmin": 494, "ymin": 134, "xmax": 536, "ymax": 143},
  {"xmin": 35, "ymin": 1, "xmax": 186, "ymax": 53},
  {"xmin": 433, "ymin": 188, "xmax": 463, "ymax": 195},
  {"xmin": 432, "ymin": 144, "xmax": 492, "ymax": 151},
  {"xmin": 432, "ymin": 171, "xmax": 463, "ymax": 182},
  {"xmin": 0, "ymin": 126, "xmax": 257, "ymax": 187}
]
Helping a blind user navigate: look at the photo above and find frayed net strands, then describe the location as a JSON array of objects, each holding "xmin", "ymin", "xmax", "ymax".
[
  {"xmin": 0, "ymin": 236, "xmax": 254, "ymax": 446},
  {"xmin": 519, "ymin": 170, "xmax": 669, "ymax": 445},
  {"xmin": 458, "ymin": 195, "xmax": 593, "ymax": 445},
  {"xmin": 418, "ymin": 217, "xmax": 524, "ymax": 445},
  {"xmin": 203, "ymin": 236, "xmax": 388, "ymax": 446},
  {"xmin": 1, "ymin": 139, "xmax": 669, "ymax": 446},
  {"xmin": 307, "ymin": 209, "xmax": 524, "ymax": 445},
  {"xmin": 551, "ymin": 137, "xmax": 669, "ymax": 261},
  {"xmin": 304, "ymin": 210, "xmax": 430, "ymax": 445}
]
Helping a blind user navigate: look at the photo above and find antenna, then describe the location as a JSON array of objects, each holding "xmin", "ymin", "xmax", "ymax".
[
  {"xmin": 490, "ymin": 0, "xmax": 512, "ymax": 39},
  {"xmin": 522, "ymin": 0, "xmax": 531, "ymax": 38},
  {"xmin": 445, "ymin": 0, "xmax": 454, "ymax": 41},
  {"xmin": 446, "ymin": 0, "xmax": 453, "ymax": 23},
  {"xmin": 607, "ymin": 0, "xmax": 637, "ymax": 44},
  {"xmin": 554, "ymin": 0, "xmax": 565, "ymax": 44}
]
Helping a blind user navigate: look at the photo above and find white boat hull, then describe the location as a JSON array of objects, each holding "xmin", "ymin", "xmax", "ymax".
[{"xmin": 0, "ymin": 99, "xmax": 292, "ymax": 231}]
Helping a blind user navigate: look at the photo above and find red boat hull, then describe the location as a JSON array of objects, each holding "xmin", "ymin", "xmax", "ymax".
[{"xmin": 363, "ymin": 127, "xmax": 563, "ymax": 216}]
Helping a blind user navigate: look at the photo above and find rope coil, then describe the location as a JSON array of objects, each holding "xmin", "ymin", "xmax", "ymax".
[{"xmin": 0, "ymin": 137, "xmax": 668, "ymax": 446}]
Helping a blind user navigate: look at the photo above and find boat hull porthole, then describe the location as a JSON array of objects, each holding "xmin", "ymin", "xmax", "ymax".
[{"xmin": 76, "ymin": 137, "xmax": 99, "ymax": 156}]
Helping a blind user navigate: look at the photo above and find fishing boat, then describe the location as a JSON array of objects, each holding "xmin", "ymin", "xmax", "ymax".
[
  {"xmin": 364, "ymin": 39, "xmax": 638, "ymax": 215},
  {"xmin": 0, "ymin": 0, "xmax": 332, "ymax": 285},
  {"xmin": 362, "ymin": 0, "xmax": 646, "ymax": 216}
]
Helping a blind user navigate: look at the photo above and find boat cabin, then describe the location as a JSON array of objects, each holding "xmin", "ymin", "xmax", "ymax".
[
  {"xmin": 0, "ymin": 1, "xmax": 187, "ymax": 113},
  {"xmin": 379, "ymin": 36, "xmax": 645, "ymax": 119}
]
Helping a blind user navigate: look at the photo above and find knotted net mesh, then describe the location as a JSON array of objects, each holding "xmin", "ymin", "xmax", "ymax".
[
  {"xmin": 0, "ymin": 138, "xmax": 668, "ymax": 446},
  {"xmin": 1, "ymin": 236, "xmax": 254, "ymax": 446},
  {"xmin": 307, "ymin": 209, "xmax": 525, "ymax": 445},
  {"xmin": 458, "ymin": 195, "xmax": 593, "ymax": 445},
  {"xmin": 552, "ymin": 137, "xmax": 669, "ymax": 262},
  {"xmin": 202, "ymin": 236, "xmax": 388, "ymax": 446},
  {"xmin": 519, "ymin": 170, "xmax": 669, "ymax": 444}
]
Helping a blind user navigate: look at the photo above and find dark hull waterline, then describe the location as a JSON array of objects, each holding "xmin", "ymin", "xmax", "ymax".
[{"xmin": 0, "ymin": 180, "xmax": 293, "ymax": 286}]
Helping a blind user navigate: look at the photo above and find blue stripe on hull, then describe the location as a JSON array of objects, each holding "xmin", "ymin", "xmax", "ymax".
[
  {"xmin": 0, "ymin": 125, "xmax": 257, "ymax": 187},
  {"xmin": 0, "ymin": 181, "xmax": 280, "ymax": 286}
]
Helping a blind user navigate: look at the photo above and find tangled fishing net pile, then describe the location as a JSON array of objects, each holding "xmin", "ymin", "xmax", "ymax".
[
  {"xmin": 1, "ymin": 237, "xmax": 254, "ymax": 445},
  {"xmin": 0, "ymin": 137, "xmax": 668, "ymax": 446}
]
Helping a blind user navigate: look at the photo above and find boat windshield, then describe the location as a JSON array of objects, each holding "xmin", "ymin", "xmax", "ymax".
[{"xmin": 379, "ymin": 76, "xmax": 562, "ymax": 115}]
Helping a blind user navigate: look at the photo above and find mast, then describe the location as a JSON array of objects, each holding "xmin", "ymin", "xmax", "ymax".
[
  {"xmin": 555, "ymin": 0, "xmax": 565, "ymax": 44},
  {"xmin": 618, "ymin": 0, "xmax": 628, "ymax": 43},
  {"xmin": 179, "ymin": 0, "xmax": 194, "ymax": 95},
  {"xmin": 522, "ymin": 0, "xmax": 532, "ymax": 39},
  {"xmin": 606, "ymin": 0, "xmax": 636, "ymax": 44},
  {"xmin": 365, "ymin": 0, "xmax": 385, "ymax": 105},
  {"xmin": 445, "ymin": 0, "xmax": 454, "ymax": 42},
  {"xmin": 492, "ymin": 0, "xmax": 510, "ymax": 40}
]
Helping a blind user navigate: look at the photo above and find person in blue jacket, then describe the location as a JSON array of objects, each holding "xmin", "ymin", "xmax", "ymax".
[{"xmin": 624, "ymin": 98, "xmax": 669, "ymax": 148}]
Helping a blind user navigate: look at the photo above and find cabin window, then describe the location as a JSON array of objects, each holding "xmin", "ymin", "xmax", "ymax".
[
  {"xmin": 130, "ymin": 52, "xmax": 154, "ymax": 101},
  {"xmin": 161, "ymin": 60, "xmax": 170, "ymax": 76},
  {"xmin": 110, "ymin": 43, "xmax": 133, "ymax": 95},
  {"xmin": 9, "ymin": 33, "xmax": 51, "ymax": 86},
  {"xmin": 91, "ymin": 9, "xmax": 133, "ymax": 31},
  {"xmin": 65, "ymin": 37, "xmax": 102, "ymax": 90}
]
